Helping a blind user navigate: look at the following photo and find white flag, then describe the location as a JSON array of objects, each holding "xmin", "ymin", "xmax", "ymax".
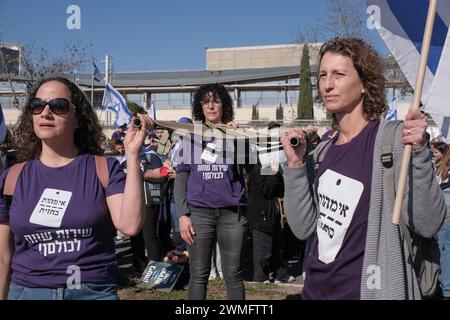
[
  {"xmin": 385, "ymin": 95, "xmax": 397, "ymax": 121},
  {"xmin": 93, "ymin": 62, "xmax": 101, "ymax": 82},
  {"xmin": 426, "ymin": 29, "xmax": 450, "ymax": 139},
  {"xmin": 0, "ymin": 103, "xmax": 7, "ymax": 144},
  {"xmin": 100, "ymin": 84, "xmax": 132, "ymax": 128},
  {"xmin": 367, "ymin": 0, "xmax": 450, "ymax": 138},
  {"xmin": 73, "ymin": 70, "xmax": 80, "ymax": 85}
]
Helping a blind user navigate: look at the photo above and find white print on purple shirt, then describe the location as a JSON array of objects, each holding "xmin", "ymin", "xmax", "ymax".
[
  {"xmin": 317, "ymin": 169, "xmax": 364, "ymax": 264},
  {"xmin": 201, "ymin": 142, "xmax": 221, "ymax": 164},
  {"xmin": 23, "ymin": 228, "xmax": 93, "ymax": 257},
  {"xmin": 197, "ymin": 164, "xmax": 229, "ymax": 181},
  {"xmin": 29, "ymin": 188, "xmax": 72, "ymax": 228}
]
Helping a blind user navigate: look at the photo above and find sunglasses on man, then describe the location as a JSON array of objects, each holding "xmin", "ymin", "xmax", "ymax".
[{"xmin": 29, "ymin": 98, "xmax": 74, "ymax": 116}]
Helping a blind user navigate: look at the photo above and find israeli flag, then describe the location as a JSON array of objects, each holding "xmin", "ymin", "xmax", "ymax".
[
  {"xmin": 100, "ymin": 83, "xmax": 132, "ymax": 128},
  {"xmin": 149, "ymin": 101, "xmax": 156, "ymax": 120},
  {"xmin": 0, "ymin": 103, "xmax": 6, "ymax": 144},
  {"xmin": 367, "ymin": 0, "xmax": 450, "ymax": 138},
  {"xmin": 93, "ymin": 62, "xmax": 101, "ymax": 82},
  {"xmin": 385, "ymin": 95, "xmax": 397, "ymax": 121}
]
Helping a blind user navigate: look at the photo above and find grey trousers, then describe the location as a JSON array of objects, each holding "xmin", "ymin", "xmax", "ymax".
[{"xmin": 187, "ymin": 205, "xmax": 247, "ymax": 300}]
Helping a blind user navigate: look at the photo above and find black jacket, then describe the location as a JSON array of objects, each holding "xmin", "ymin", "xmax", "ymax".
[{"xmin": 246, "ymin": 164, "xmax": 284, "ymax": 233}]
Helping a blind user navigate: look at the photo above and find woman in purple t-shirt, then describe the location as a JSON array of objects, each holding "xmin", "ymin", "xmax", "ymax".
[
  {"xmin": 174, "ymin": 83, "xmax": 247, "ymax": 300},
  {"xmin": 282, "ymin": 38, "xmax": 445, "ymax": 299},
  {"xmin": 0, "ymin": 77, "xmax": 153, "ymax": 300}
]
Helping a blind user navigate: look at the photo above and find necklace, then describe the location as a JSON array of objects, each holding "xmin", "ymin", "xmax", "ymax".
[{"xmin": 337, "ymin": 120, "xmax": 369, "ymax": 144}]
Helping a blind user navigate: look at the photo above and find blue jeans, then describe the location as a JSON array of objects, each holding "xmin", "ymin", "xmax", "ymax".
[
  {"xmin": 438, "ymin": 219, "xmax": 450, "ymax": 298},
  {"xmin": 187, "ymin": 205, "xmax": 247, "ymax": 300},
  {"xmin": 8, "ymin": 282, "xmax": 119, "ymax": 300}
]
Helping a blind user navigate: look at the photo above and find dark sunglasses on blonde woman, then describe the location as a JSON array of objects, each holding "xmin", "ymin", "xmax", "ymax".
[{"xmin": 29, "ymin": 98, "xmax": 73, "ymax": 115}]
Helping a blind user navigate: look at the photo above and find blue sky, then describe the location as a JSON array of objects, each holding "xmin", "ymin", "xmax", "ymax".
[{"xmin": 0, "ymin": 0, "xmax": 388, "ymax": 73}]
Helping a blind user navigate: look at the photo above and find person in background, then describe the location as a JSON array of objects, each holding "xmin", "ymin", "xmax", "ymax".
[
  {"xmin": 164, "ymin": 117, "xmax": 192, "ymax": 254},
  {"xmin": 140, "ymin": 129, "xmax": 166, "ymax": 262},
  {"xmin": 0, "ymin": 130, "xmax": 17, "ymax": 174},
  {"xmin": 437, "ymin": 148, "xmax": 450, "ymax": 300},
  {"xmin": 437, "ymin": 147, "xmax": 450, "ymax": 184},
  {"xmin": 112, "ymin": 140, "xmax": 126, "ymax": 165},
  {"xmin": 246, "ymin": 122, "xmax": 290, "ymax": 283},
  {"xmin": 431, "ymin": 141, "xmax": 449, "ymax": 182},
  {"xmin": 155, "ymin": 129, "xmax": 165, "ymax": 142},
  {"xmin": 154, "ymin": 129, "xmax": 174, "ymax": 256},
  {"xmin": 111, "ymin": 123, "xmax": 127, "ymax": 144},
  {"xmin": 111, "ymin": 140, "xmax": 127, "ymax": 242}
]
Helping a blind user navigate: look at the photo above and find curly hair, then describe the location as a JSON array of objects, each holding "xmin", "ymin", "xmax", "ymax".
[
  {"xmin": 14, "ymin": 76, "xmax": 106, "ymax": 161},
  {"xmin": 316, "ymin": 38, "xmax": 387, "ymax": 121},
  {"xmin": 192, "ymin": 83, "xmax": 234, "ymax": 123}
]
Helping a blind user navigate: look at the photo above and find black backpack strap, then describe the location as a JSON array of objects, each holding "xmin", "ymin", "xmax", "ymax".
[
  {"xmin": 303, "ymin": 134, "xmax": 338, "ymax": 188},
  {"xmin": 380, "ymin": 120, "xmax": 402, "ymax": 200},
  {"xmin": 312, "ymin": 134, "xmax": 339, "ymax": 185},
  {"xmin": 313, "ymin": 134, "xmax": 338, "ymax": 173}
]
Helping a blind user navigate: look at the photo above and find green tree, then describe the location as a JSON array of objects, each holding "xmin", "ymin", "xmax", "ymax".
[
  {"xmin": 276, "ymin": 103, "xmax": 283, "ymax": 121},
  {"xmin": 297, "ymin": 45, "xmax": 314, "ymax": 120}
]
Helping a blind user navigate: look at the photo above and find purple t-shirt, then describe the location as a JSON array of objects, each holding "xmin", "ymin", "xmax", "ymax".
[
  {"xmin": 176, "ymin": 135, "xmax": 246, "ymax": 208},
  {"xmin": 303, "ymin": 120, "xmax": 379, "ymax": 300},
  {"xmin": 0, "ymin": 154, "xmax": 125, "ymax": 288}
]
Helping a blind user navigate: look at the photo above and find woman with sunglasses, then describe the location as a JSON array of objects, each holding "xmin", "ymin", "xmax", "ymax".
[{"xmin": 0, "ymin": 76, "xmax": 153, "ymax": 300}]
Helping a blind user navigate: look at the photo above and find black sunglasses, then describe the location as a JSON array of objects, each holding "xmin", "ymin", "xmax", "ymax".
[{"xmin": 29, "ymin": 98, "xmax": 73, "ymax": 115}]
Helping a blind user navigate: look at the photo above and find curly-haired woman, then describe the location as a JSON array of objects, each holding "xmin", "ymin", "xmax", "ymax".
[
  {"xmin": 281, "ymin": 38, "xmax": 446, "ymax": 299},
  {"xmin": 174, "ymin": 83, "xmax": 247, "ymax": 300},
  {"xmin": 0, "ymin": 76, "xmax": 153, "ymax": 300}
]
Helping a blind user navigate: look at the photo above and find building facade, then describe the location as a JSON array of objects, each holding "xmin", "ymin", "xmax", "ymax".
[{"xmin": 0, "ymin": 43, "xmax": 413, "ymax": 136}]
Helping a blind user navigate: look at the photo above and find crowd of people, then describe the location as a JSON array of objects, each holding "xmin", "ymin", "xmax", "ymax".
[{"xmin": 0, "ymin": 37, "xmax": 448, "ymax": 300}]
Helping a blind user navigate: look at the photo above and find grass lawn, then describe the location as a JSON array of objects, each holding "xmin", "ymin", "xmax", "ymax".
[{"xmin": 118, "ymin": 278, "xmax": 302, "ymax": 300}]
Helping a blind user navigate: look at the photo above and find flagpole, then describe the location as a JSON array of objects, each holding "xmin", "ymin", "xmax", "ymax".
[
  {"xmin": 392, "ymin": 0, "xmax": 438, "ymax": 225},
  {"xmin": 91, "ymin": 59, "xmax": 94, "ymax": 107},
  {"xmin": 105, "ymin": 55, "xmax": 110, "ymax": 127}
]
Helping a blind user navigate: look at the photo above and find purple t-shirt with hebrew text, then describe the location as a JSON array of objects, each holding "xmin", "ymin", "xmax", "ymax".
[
  {"xmin": 176, "ymin": 135, "xmax": 246, "ymax": 208},
  {"xmin": 303, "ymin": 120, "xmax": 379, "ymax": 300},
  {"xmin": 0, "ymin": 154, "xmax": 125, "ymax": 288}
]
